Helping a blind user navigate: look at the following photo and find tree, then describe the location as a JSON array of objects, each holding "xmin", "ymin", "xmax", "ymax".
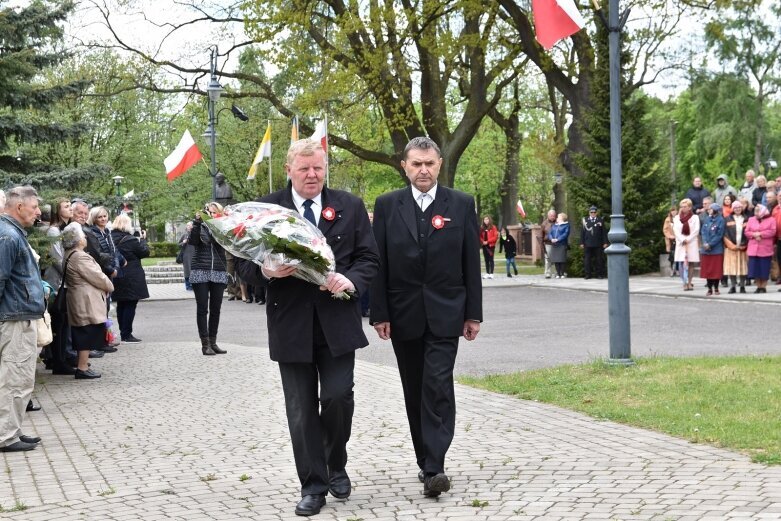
[
  {"xmin": 704, "ymin": 0, "xmax": 781, "ymax": 172},
  {"xmin": 570, "ymin": 7, "xmax": 669, "ymax": 275},
  {"xmin": 86, "ymin": 0, "xmax": 523, "ymax": 187},
  {"xmin": 670, "ymin": 72, "xmax": 757, "ymax": 191},
  {"xmin": 0, "ymin": 0, "xmax": 94, "ymax": 189},
  {"xmin": 496, "ymin": 0, "xmax": 696, "ymax": 183}
]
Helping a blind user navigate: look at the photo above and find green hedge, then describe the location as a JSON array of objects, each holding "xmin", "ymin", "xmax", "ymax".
[{"xmin": 149, "ymin": 242, "xmax": 179, "ymax": 257}]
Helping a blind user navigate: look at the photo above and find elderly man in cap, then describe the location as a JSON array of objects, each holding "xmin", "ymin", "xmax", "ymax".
[{"xmin": 580, "ymin": 205, "xmax": 608, "ymax": 279}]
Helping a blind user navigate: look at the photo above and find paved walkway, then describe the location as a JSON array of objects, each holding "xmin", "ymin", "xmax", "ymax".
[{"xmin": 3, "ymin": 336, "xmax": 781, "ymax": 519}]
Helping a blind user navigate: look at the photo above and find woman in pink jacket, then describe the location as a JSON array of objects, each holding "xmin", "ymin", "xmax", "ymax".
[{"xmin": 745, "ymin": 204, "xmax": 777, "ymax": 293}]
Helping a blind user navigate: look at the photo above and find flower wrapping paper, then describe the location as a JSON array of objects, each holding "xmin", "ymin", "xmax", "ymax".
[{"xmin": 203, "ymin": 202, "xmax": 351, "ymax": 299}]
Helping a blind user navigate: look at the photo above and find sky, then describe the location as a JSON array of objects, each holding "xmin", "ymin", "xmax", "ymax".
[{"xmin": 10, "ymin": 0, "xmax": 710, "ymax": 101}]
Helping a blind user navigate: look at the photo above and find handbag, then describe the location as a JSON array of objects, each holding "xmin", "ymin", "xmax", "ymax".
[
  {"xmin": 175, "ymin": 247, "xmax": 184, "ymax": 264},
  {"xmin": 35, "ymin": 309, "xmax": 53, "ymax": 347},
  {"xmin": 114, "ymin": 250, "xmax": 125, "ymax": 278},
  {"xmin": 53, "ymin": 251, "xmax": 76, "ymax": 314}
]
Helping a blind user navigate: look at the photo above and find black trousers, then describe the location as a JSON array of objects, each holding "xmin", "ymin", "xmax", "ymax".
[
  {"xmin": 392, "ymin": 330, "xmax": 458, "ymax": 476},
  {"xmin": 583, "ymin": 246, "xmax": 605, "ymax": 277},
  {"xmin": 278, "ymin": 344, "xmax": 355, "ymax": 496},
  {"xmin": 482, "ymin": 246, "xmax": 495, "ymax": 274},
  {"xmin": 49, "ymin": 307, "xmax": 71, "ymax": 370},
  {"xmin": 115, "ymin": 300, "xmax": 138, "ymax": 340},
  {"xmin": 192, "ymin": 282, "xmax": 226, "ymax": 338}
]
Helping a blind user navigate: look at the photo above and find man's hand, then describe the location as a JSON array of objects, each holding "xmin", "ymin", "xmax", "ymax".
[
  {"xmin": 261, "ymin": 264, "xmax": 297, "ymax": 279},
  {"xmin": 463, "ymin": 320, "xmax": 480, "ymax": 341},
  {"xmin": 374, "ymin": 321, "xmax": 391, "ymax": 340},
  {"xmin": 320, "ymin": 272, "xmax": 355, "ymax": 295}
]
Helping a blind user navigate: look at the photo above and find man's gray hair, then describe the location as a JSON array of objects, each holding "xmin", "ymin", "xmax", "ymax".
[
  {"xmin": 71, "ymin": 200, "xmax": 89, "ymax": 213},
  {"xmin": 0, "ymin": 190, "xmax": 5, "ymax": 209},
  {"xmin": 4, "ymin": 186, "xmax": 39, "ymax": 210},
  {"xmin": 61, "ymin": 222, "xmax": 85, "ymax": 250},
  {"xmin": 287, "ymin": 138, "xmax": 325, "ymax": 166},
  {"xmin": 403, "ymin": 137, "xmax": 441, "ymax": 160}
]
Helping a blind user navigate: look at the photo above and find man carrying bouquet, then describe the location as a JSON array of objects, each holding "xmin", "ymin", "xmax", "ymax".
[
  {"xmin": 249, "ymin": 139, "xmax": 379, "ymax": 516},
  {"xmin": 371, "ymin": 137, "xmax": 483, "ymax": 498}
]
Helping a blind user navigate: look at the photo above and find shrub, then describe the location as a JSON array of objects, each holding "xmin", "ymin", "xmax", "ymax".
[{"xmin": 148, "ymin": 242, "xmax": 178, "ymax": 257}]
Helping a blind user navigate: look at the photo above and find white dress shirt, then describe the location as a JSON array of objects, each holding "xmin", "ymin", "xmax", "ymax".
[
  {"xmin": 410, "ymin": 183, "xmax": 438, "ymax": 212},
  {"xmin": 291, "ymin": 190, "xmax": 322, "ymax": 226}
]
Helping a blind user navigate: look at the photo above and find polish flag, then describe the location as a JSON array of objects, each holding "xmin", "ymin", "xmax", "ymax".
[
  {"xmin": 310, "ymin": 119, "xmax": 328, "ymax": 152},
  {"xmin": 516, "ymin": 199, "xmax": 527, "ymax": 218},
  {"xmin": 532, "ymin": 0, "xmax": 586, "ymax": 50},
  {"xmin": 164, "ymin": 130, "xmax": 202, "ymax": 182}
]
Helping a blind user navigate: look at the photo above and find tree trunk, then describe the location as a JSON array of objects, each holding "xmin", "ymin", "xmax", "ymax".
[{"xmin": 500, "ymin": 122, "xmax": 521, "ymax": 227}]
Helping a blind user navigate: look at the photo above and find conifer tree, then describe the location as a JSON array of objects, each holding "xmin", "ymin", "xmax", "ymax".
[
  {"xmin": 0, "ymin": 0, "xmax": 98, "ymax": 190},
  {"xmin": 570, "ymin": 9, "xmax": 670, "ymax": 275}
]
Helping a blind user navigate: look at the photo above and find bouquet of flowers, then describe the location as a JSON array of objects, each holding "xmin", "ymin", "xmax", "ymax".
[{"xmin": 203, "ymin": 202, "xmax": 351, "ymax": 299}]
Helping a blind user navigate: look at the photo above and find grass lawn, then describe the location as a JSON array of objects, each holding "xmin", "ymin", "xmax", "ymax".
[
  {"xmin": 486, "ymin": 261, "xmax": 544, "ymax": 276},
  {"xmin": 460, "ymin": 356, "xmax": 781, "ymax": 465},
  {"xmin": 141, "ymin": 257, "xmax": 176, "ymax": 267}
]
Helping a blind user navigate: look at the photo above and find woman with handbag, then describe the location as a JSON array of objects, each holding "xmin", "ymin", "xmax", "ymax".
[
  {"xmin": 189, "ymin": 202, "xmax": 228, "ymax": 356},
  {"xmin": 88, "ymin": 206, "xmax": 124, "ymax": 349},
  {"xmin": 110, "ymin": 214, "xmax": 149, "ymax": 343},
  {"xmin": 62, "ymin": 223, "xmax": 114, "ymax": 379},
  {"xmin": 43, "ymin": 198, "xmax": 77, "ymax": 375}
]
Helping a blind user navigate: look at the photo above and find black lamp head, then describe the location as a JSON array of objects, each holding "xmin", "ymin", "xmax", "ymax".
[{"xmin": 231, "ymin": 104, "xmax": 249, "ymax": 121}]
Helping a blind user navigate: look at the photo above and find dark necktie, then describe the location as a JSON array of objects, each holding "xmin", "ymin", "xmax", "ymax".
[{"xmin": 302, "ymin": 199, "xmax": 316, "ymax": 226}]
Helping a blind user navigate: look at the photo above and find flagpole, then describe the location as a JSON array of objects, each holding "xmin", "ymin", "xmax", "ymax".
[
  {"xmin": 267, "ymin": 119, "xmax": 273, "ymax": 194},
  {"xmin": 324, "ymin": 114, "xmax": 329, "ymax": 188}
]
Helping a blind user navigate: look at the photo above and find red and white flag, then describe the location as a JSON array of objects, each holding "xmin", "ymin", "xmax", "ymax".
[
  {"xmin": 532, "ymin": 0, "xmax": 586, "ymax": 50},
  {"xmin": 310, "ymin": 119, "xmax": 328, "ymax": 152},
  {"xmin": 164, "ymin": 130, "xmax": 202, "ymax": 182},
  {"xmin": 516, "ymin": 199, "xmax": 527, "ymax": 218}
]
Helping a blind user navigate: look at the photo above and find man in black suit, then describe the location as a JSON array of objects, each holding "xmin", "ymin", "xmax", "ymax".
[
  {"xmin": 250, "ymin": 139, "xmax": 379, "ymax": 516},
  {"xmin": 370, "ymin": 137, "xmax": 482, "ymax": 498},
  {"xmin": 580, "ymin": 205, "xmax": 608, "ymax": 279}
]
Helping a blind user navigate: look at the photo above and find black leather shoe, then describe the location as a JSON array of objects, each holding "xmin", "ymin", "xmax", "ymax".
[
  {"xmin": 88, "ymin": 350, "xmax": 104, "ymax": 358},
  {"xmin": 75, "ymin": 368, "xmax": 101, "ymax": 379},
  {"xmin": 423, "ymin": 473, "xmax": 451, "ymax": 497},
  {"xmin": 294, "ymin": 494, "xmax": 326, "ymax": 516},
  {"xmin": 26, "ymin": 400, "xmax": 41, "ymax": 412},
  {"xmin": 97, "ymin": 346, "xmax": 118, "ymax": 353},
  {"xmin": 418, "ymin": 470, "xmax": 425, "ymax": 483},
  {"xmin": 329, "ymin": 469, "xmax": 351, "ymax": 499},
  {"xmin": 52, "ymin": 366, "xmax": 77, "ymax": 375},
  {"xmin": 0, "ymin": 440, "xmax": 37, "ymax": 452},
  {"xmin": 20, "ymin": 435, "xmax": 41, "ymax": 444}
]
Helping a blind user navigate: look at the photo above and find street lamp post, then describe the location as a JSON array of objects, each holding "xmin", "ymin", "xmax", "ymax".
[
  {"xmin": 603, "ymin": 0, "xmax": 632, "ymax": 365},
  {"xmin": 205, "ymin": 47, "xmax": 224, "ymax": 202},
  {"xmin": 112, "ymin": 175, "xmax": 124, "ymax": 197}
]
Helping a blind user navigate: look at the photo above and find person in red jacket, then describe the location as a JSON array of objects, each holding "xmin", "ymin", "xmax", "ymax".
[{"xmin": 480, "ymin": 216, "xmax": 499, "ymax": 279}]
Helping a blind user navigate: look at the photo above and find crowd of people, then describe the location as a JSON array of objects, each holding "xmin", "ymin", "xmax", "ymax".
[
  {"xmin": 664, "ymin": 169, "xmax": 781, "ymax": 294},
  {"xmin": 0, "ymin": 188, "xmax": 150, "ymax": 453}
]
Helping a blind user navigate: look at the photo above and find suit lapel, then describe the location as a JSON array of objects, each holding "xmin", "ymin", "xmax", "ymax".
[
  {"xmin": 397, "ymin": 188, "xmax": 418, "ymax": 243},
  {"xmin": 317, "ymin": 187, "xmax": 341, "ymax": 236},
  {"xmin": 280, "ymin": 186, "xmax": 296, "ymax": 211},
  {"xmin": 427, "ymin": 186, "xmax": 449, "ymax": 237}
]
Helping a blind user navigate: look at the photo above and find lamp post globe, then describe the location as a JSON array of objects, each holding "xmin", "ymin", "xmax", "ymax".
[{"xmin": 112, "ymin": 175, "xmax": 124, "ymax": 197}]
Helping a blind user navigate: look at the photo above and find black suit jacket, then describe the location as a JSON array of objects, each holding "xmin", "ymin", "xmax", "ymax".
[
  {"xmin": 370, "ymin": 185, "xmax": 482, "ymax": 340},
  {"xmin": 256, "ymin": 186, "xmax": 379, "ymax": 363}
]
